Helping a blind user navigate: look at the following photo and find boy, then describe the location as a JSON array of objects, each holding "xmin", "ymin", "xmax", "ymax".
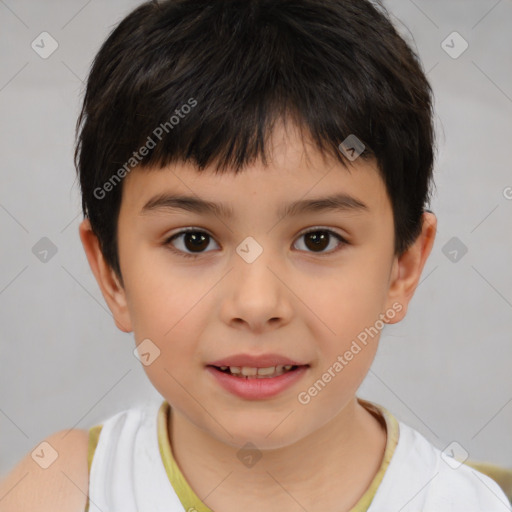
[{"xmin": 1, "ymin": 0, "xmax": 510, "ymax": 510}]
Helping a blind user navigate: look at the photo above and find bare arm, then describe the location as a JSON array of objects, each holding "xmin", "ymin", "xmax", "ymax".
[{"xmin": 0, "ymin": 429, "xmax": 89, "ymax": 512}]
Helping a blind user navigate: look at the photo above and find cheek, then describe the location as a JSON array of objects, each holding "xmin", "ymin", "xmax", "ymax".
[
  {"xmin": 128, "ymin": 277, "xmax": 206, "ymax": 351},
  {"xmin": 124, "ymin": 258, "xmax": 222, "ymax": 377},
  {"xmin": 308, "ymin": 260, "xmax": 389, "ymax": 345},
  {"xmin": 123, "ymin": 244, "xmax": 207, "ymax": 335},
  {"xmin": 299, "ymin": 256, "xmax": 390, "ymax": 399},
  {"xmin": 302, "ymin": 281, "xmax": 383, "ymax": 410},
  {"xmin": 124, "ymin": 264, "xmax": 211, "ymax": 401}
]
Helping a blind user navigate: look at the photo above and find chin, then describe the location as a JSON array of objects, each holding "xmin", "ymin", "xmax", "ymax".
[{"xmin": 210, "ymin": 414, "xmax": 309, "ymax": 451}]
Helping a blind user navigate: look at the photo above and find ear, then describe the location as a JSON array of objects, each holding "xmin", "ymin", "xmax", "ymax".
[
  {"xmin": 384, "ymin": 211, "xmax": 437, "ymax": 323},
  {"xmin": 78, "ymin": 218, "xmax": 133, "ymax": 333}
]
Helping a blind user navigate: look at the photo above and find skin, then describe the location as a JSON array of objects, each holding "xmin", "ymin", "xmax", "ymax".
[{"xmin": 79, "ymin": 120, "xmax": 437, "ymax": 512}]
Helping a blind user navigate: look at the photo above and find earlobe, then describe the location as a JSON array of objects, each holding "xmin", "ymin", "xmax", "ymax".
[
  {"xmin": 78, "ymin": 218, "xmax": 133, "ymax": 333},
  {"xmin": 384, "ymin": 212, "xmax": 437, "ymax": 324}
]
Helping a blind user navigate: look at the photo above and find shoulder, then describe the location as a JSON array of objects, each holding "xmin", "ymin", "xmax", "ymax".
[
  {"xmin": 0, "ymin": 428, "xmax": 89, "ymax": 512},
  {"xmin": 429, "ymin": 455, "xmax": 512, "ymax": 511},
  {"xmin": 373, "ymin": 419, "xmax": 511, "ymax": 511}
]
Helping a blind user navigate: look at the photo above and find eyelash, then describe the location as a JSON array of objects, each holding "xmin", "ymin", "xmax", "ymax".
[{"xmin": 163, "ymin": 227, "xmax": 348, "ymax": 259}]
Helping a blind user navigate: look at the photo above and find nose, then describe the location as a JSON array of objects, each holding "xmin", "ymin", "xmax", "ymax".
[{"xmin": 219, "ymin": 244, "xmax": 294, "ymax": 333}]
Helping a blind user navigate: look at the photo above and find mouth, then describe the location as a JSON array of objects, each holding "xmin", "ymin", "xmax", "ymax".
[
  {"xmin": 208, "ymin": 364, "xmax": 305, "ymax": 379},
  {"xmin": 205, "ymin": 363, "xmax": 310, "ymax": 400}
]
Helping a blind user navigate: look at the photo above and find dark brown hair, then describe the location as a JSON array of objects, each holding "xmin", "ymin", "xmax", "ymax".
[{"xmin": 74, "ymin": 0, "xmax": 436, "ymax": 285}]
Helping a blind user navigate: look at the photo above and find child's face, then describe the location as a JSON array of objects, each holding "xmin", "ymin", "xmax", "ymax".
[{"xmin": 83, "ymin": 122, "xmax": 431, "ymax": 449}]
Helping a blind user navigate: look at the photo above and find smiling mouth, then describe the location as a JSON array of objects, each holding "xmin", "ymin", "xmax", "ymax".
[{"xmin": 209, "ymin": 364, "xmax": 305, "ymax": 378}]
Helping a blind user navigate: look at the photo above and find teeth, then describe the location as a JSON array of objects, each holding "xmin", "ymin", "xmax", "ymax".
[
  {"xmin": 257, "ymin": 366, "xmax": 276, "ymax": 376},
  {"xmin": 241, "ymin": 367, "xmax": 258, "ymax": 376},
  {"xmin": 219, "ymin": 365, "xmax": 296, "ymax": 378}
]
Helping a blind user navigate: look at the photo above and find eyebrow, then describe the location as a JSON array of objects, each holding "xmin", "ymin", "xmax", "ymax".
[{"xmin": 140, "ymin": 192, "xmax": 369, "ymax": 219}]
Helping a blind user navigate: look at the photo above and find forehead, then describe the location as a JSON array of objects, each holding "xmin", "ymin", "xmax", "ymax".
[{"xmin": 120, "ymin": 122, "xmax": 390, "ymax": 220}]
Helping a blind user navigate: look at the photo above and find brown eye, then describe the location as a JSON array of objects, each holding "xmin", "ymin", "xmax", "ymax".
[
  {"xmin": 165, "ymin": 229, "xmax": 218, "ymax": 258},
  {"xmin": 294, "ymin": 229, "xmax": 347, "ymax": 254},
  {"xmin": 182, "ymin": 232, "xmax": 210, "ymax": 252}
]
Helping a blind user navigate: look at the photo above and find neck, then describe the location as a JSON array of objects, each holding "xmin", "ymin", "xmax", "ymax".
[{"xmin": 169, "ymin": 398, "xmax": 387, "ymax": 512}]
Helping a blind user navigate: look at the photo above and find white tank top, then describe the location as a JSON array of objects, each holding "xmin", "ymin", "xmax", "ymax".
[
  {"xmin": 86, "ymin": 399, "xmax": 184, "ymax": 512},
  {"xmin": 85, "ymin": 398, "xmax": 510, "ymax": 512}
]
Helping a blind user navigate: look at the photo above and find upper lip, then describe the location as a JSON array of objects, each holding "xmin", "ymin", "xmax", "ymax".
[{"xmin": 208, "ymin": 353, "xmax": 308, "ymax": 368}]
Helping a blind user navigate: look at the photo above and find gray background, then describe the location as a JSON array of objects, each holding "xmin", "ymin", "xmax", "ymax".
[{"xmin": 1, "ymin": 0, "xmax": 511, "ymax": 478}]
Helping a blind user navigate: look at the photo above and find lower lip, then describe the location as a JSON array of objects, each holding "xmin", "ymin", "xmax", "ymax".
[{"xmin": 205, "ymin": 365, "xmax": 309, "ymax": 400}]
